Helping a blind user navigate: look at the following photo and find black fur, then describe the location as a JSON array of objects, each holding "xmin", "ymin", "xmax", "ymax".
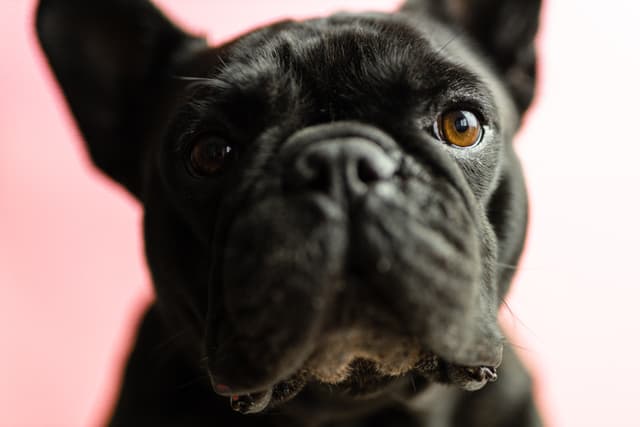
[{"xmin": 36, "ymin": 0, "xmax": 542, "ymax": 426}]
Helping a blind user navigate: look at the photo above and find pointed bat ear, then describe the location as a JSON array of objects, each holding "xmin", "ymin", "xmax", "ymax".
[
  {"xmin": 36, "ymin": 0, "xmax": 206, "ymax": 198},
  {"xmin": 402, "ymin": 0, "xmax": 542, "ymax": 113}
]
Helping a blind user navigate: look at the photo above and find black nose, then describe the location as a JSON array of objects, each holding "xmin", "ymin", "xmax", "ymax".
[{"xmin": 287, "ymin": 137, "xmax": 397, "ymax": 198}]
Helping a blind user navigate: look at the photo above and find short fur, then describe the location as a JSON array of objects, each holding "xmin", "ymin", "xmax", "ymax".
[{"xmin": 36, "ymin": 0, "xmax": 542, "ymax": 426}]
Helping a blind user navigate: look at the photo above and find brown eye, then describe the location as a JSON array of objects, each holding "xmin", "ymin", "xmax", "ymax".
[
  {"xmin": 189, "ymin": 136, "xmax": 234, "ymax": 176},
  {"xmin": 435, "ymin": 110, "xmax": 483, "ymax": 148}
]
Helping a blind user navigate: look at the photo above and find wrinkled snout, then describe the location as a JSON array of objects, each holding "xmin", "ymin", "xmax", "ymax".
[{"xmin": 207, "ymin": 123, "xmax": 502, "ymax": 403}]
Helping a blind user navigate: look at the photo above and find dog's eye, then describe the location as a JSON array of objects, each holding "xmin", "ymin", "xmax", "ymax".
[
  {"xmin": 434, "ymin": 110, "xmax": 483, "ymax": 148},
  {"xmin": 189, "ymin": 136, "xmax": 234, "ymax": 176}
]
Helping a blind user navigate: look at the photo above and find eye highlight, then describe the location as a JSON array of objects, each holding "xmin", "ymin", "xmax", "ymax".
[
  {"xmin": 188, "ymin": 135, "xmax": 235, "ymax": 176},
  {"xmin": 434, "ymin": 110, "xmax": 483, "ymax": 148}
]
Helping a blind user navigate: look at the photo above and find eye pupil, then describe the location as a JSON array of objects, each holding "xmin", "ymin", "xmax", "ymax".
[
  {"xmin": 454, "ymin": 116, "xmax": 469, "ymax": 133},
  {"xmin": 206, "ymin": 144, "xmax": 231, "ymax": 159},
  {"xmin": 190, "ymin": 137, "xmax": 234, "ymax": 176}
]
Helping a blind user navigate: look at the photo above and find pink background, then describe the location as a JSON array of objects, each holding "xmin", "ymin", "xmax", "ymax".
[{"xmin": 2, "ymin": 0, "xmax": 639, "ymax": 426}]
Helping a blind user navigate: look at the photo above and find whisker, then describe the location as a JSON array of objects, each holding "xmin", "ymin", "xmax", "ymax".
[
  {"xmin": 501, "ymin": 297, "xmax": 540, "ymax": 342},
  {"xmin": 434, "ymin": 30, "xmax": 464, "ymax": 55},
  {"xmin": 504, "ymin": 340, "xmax": 535, "ymax": 353},
  {"xmin": 496, "ymin": 262, "xmax": 547, "ymax": 272},
  {"xmin": 218, "ymin": 56, "xmax": 229, "ymax": 70},
  {"xmin": 495, "ymin": 262, "xmax": 520, "ymax": 270},
  {"xmin": 172, "ymin": 75, "xmax": 213, "ymax": 82}
]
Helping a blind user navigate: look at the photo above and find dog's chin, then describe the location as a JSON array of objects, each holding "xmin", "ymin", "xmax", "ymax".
[
  {"xmin": 208, "ymin": 179, "xmax": 502, "ymax": 413},
  {"xmin": 210, "ymin": 341, "xmax": 501, "ymax": 415}
]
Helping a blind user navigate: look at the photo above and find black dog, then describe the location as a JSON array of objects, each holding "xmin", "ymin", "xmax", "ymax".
[{"xmin": 36, "ymin": 0, "xmax": 542, "ymax": 425}]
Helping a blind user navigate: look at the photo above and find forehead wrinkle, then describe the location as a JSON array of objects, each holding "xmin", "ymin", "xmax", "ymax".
[
  {"xmin": 208, "ymin": 16, "xmax": 503, "ymax": 129},
  {"xmin": 285, "ymin": 19, "xmax": 495, "ymax": 107},
  {"xmin": 225, "ymin": 17, "xmax": 433, "ymax": 82}
]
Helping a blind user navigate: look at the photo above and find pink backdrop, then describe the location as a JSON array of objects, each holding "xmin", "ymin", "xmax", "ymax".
[{"xmin": 2, "ymin": 1, "xmax": 639, "ymax": 426}]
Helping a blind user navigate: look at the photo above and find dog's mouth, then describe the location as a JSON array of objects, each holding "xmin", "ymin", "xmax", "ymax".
[
  {"xmin": 210, "ymin": 284, "xmax": 502, "ymax": 415},
  {"xmin": 212, "ymin": 330, "xmax": 501, "ymax": 415}
]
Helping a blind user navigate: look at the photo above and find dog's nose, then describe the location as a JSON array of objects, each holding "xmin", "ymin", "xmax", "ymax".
[{"xmin": 287, "ymin": 138, "xmax": 397, "ymax": 198}]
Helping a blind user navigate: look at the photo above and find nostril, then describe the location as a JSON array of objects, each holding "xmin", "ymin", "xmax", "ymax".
[
  {"xmin": 308, "ymin": 165, "xmax": 331, "ymax": 193},
  {"xmin": 357, "ymin": 158, "xmax": 383, "ymax": 184},
  {"xmin": 285, "ymin": 138, "xmax": 397, "ymax": 197},
  {"xmin": 304, "ymin": 154, "xmax": 332, "ymax": 193}
]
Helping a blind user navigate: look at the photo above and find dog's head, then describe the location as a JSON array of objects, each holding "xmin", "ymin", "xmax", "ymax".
[{"xmin": 37, "ymin": 0, "xmax": 539, "ymax": 415}]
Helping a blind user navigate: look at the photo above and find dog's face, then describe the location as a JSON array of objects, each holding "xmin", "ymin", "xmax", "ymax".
[{"xmin": 37, "ymin": 0, "xmax": 539, "ymax": 415}]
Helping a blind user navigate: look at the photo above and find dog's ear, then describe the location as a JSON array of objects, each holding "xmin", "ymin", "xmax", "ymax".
[
  {"xmin": 36, "ymin": 0, "xmax": 205, "ymax": 198},
  {"xmin": 402, "ymin": 0, "xmax": 541, "ymax": 113}
]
